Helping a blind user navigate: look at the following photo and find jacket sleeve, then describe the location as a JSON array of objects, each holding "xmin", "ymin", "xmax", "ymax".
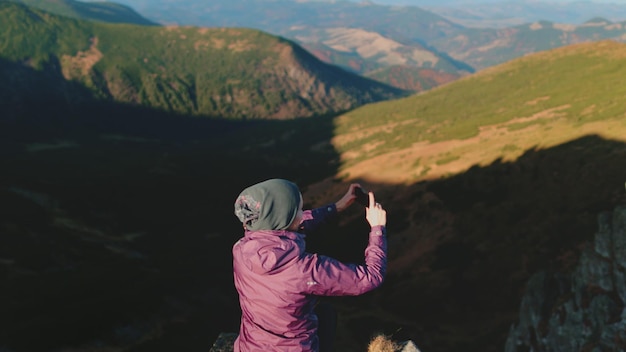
[
  {"xmin": 299, "ymin": 226, "xmax": 387, "ymax": 296},
  {"xmin": 298, "ymin": 204, "xmax": 338, "ymax": 235}
]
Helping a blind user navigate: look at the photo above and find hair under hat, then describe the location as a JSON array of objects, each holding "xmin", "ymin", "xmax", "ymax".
[{"xmin": 234, "ymin": 179, "xmax": 301, "ymax": 231}]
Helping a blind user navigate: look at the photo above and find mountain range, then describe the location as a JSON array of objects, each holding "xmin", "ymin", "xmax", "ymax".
[
  {"xmin": 19, "ymin": 0, "xmax": 626, "ymax": 92},
  {"xmin": 0, "ymin": 1, "xmax": 405, "ymax": 120},
  {"xmin": 430, "ymin": 17, "xmax": 626, "ymax": 70},
  {"xmin": 90, "ymin": 0, "xmax": 470, "ymax": 91},
  {"xmin": 68, "ymin": 0, "xmax": 626, "ymax": 84},
  {"xmin": 423, "ymin": 0, "xmax": 626, "ymax": 28}
]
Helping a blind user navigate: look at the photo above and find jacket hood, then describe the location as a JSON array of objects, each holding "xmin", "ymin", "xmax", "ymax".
[
  {"xmin": 239, "ymin": 230, "xmax": 305, "ymax": 274},
  {"xmin": 234, "ymin": 179, "xmax": 302, "ymax": 231}
]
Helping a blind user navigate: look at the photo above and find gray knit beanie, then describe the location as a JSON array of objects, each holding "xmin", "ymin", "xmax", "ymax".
[{"xmin": 234, "ymin": 179, "xmax": 301, "ymax": 231}]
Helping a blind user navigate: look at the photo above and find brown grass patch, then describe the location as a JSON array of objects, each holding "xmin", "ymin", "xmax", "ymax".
[
  {"xmin": 500, "ymin": 104, "xmax": 570, "ymax": 126},
  {"xmin": 228, "ymin": 39, "xmax": 255, "ymax": 52},
  {"xmin": 525, "ymin": 96, "xmax": 550, "ymax": 105},
  {"xmin": 61, "ymin": 37, "xmax": 103, "ymax": 80},
  {"xmin": 212, "ymin": 38, "xmax": 225, "ymax": 49},
  {"xmin": 194, "ymin": 40, "xmax": 211, "ymax": 51},
  {"xmin": 581, "ymin": 104, "xmax": 597, "ymax": 116},
  {"xmin": 368, "ymin": 334, "xmax": 399, "ymax": 352}
]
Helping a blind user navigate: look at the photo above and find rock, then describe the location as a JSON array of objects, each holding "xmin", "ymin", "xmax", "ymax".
[
  {"xmin": 209, "ymin": 332, "xmax": 237, "ymax": 352},
  {"xmin": 398, "ymin": 340, "xmax": 422, "ymax": 352},
  {"xmin": 505, "ymin": 205, "xmax": 626, "ymax": 352}
]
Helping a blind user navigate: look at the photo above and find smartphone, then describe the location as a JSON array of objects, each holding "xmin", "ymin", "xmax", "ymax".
[{"xmin": 354, "ymin": 187, "xmax": 369, "ymax": 206}]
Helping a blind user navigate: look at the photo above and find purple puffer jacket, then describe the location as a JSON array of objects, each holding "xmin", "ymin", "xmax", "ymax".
[{"xmin": 232, "ymin": 204, "xmax": 387, "ymax": 352}]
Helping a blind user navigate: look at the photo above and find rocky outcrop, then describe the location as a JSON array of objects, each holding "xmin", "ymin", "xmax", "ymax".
[{"xmin": 505, "ymin": 205, "xmax": 626, "ymax": 351}]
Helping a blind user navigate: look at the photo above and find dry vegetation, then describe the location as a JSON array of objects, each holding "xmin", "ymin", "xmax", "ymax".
[
  {"xmin": 368, "ymin": 334, "xmax": 401, "ymax": 352},
  {"xmin": 335, "ymin": 112, "xmax": 626, "ymax": 185}
]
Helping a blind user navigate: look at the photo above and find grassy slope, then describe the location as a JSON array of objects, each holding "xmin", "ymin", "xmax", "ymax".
[
  {"xmin": 0, "ymin": 1, "xmax": 405, "ymax": 119},
  {"xmin": 331, "ymin": 40, "xmax": 626, "ymax": 175},
  {"xmin": 364, "ymin": 65, "xmax": 462, "ymax": 92}
]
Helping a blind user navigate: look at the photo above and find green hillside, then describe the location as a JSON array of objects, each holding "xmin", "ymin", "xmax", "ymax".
[
  {"xmin": 0, "ymin": 1, "xmax": 406, "ymax": 119},
  {"xmin": 12, "ymin": 0, "xmax": 157, "ymax": 25},
  {"xmin": 331, "ymin": 40, "xmax": 626, "ymax": 167}
]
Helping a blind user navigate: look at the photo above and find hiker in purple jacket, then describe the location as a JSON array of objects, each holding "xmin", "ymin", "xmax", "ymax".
[{"xmin": 233, "ymin": 178, "xmax": 387, "ymax": 352}]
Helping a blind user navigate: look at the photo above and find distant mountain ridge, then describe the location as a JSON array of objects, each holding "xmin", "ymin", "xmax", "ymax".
[
  {"xmin": 424, "ymin": 0, "xmax": 626, "ymax": 28},
  {"xmin": 0, "ymin": 1, "xmax": 406, "ymax": 119},
  {"xmin": 104, "ymin": 0, "xmax": 626, "ymax": 84},
  {"xmin": 40, "ymin": 0, "xmax": 626, "ymax": 91},
  {"xmin": 104, "ymin": 0, "xmax": 468, "ymax": 91},
  {"xmin": 11, "ymin": 0, "xmax": 157, "ymax": 25},
  {"xmin": 294, "ymin": 27, "xmax": 473, "ymax": 91},
  {"xmin": 111, "ymin": 0, "xmax": 463, "ymax": 43},
  {"xmin": 431, "ymin": 18, "xmax": 626, "ymax": 70}
]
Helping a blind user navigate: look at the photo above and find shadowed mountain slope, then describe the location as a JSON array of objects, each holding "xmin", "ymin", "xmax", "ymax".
[
  {"xmin": 0, "ymin": 54, "xmax": 344, "ymax": 351},
  {"xmin": 0, "ymin": 1, "xmax": 406, "ymax": 120},
  {"xmin": 303, "ymin": 135, "xmax": 626, "ymax": 352}
]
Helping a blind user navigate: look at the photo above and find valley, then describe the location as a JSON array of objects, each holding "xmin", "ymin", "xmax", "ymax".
[{"xmin": 2, "ymin": 1, "xmax": 626, "ymax": 352}]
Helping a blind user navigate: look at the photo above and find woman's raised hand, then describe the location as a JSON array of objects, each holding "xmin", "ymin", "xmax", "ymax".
[{"xmin": 366, "ymin": 192, "xmax": 386, "ymax": 228}]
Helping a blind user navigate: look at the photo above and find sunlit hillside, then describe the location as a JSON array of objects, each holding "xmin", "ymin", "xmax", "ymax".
[{"xmin": 324, "ymin": 40, "xmax": 626, "ymax": 185}]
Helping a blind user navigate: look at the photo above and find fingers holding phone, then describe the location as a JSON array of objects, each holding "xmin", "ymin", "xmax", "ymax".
[{"xmin": 336, "ymin": 183, "xmax": 362, "ymax": 212}]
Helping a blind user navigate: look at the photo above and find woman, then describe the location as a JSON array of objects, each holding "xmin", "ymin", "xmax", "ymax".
[{"xmin": 233, "ymin": 178, "xmax": 387, "ymax": 352}]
